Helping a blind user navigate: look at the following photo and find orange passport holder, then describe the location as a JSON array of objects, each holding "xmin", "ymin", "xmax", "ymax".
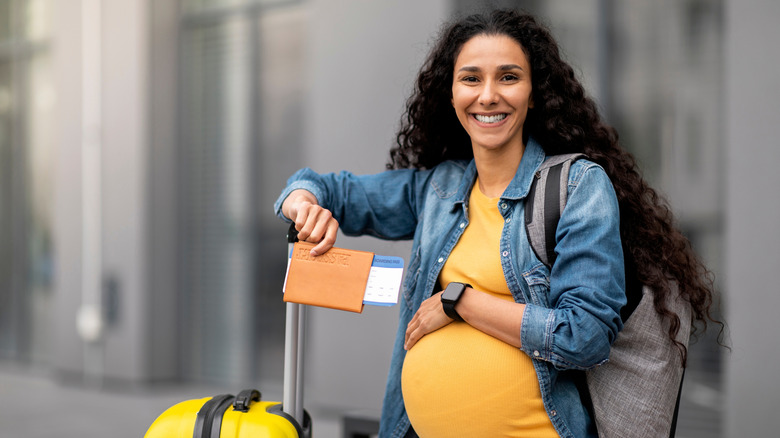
[{"xmin": 283, "ymin": 241, "xmax": 374, "ymax": 313}]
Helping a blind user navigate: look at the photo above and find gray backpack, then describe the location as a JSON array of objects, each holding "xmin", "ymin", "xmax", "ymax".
[{"xmin": 525, "ymin": 154, "xmax": 692, "ymax": 438}]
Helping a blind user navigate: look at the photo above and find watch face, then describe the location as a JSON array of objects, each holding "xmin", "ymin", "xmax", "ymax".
[
  {"xmin": 442, "ymin": 283, "xmax": 466, "ymax": 321},
  {"xmin": 442, "ymin": 283, "xmax": 464, "ymax": 302}
]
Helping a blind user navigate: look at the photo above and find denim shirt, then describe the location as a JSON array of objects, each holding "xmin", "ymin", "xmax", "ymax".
[{"xmin": 274, "ymin": 138, "xmax": 625, "ymax": 438}]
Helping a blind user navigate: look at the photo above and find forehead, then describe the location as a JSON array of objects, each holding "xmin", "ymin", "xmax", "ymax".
[{"xmin": 454, "ymin": 34, "xmax": 529, "ymax": 68}]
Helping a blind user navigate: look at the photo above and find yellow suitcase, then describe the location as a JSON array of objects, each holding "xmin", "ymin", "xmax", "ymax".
[
  {"xmin": 145, "ymin": 389, "xmax": 311, "ymax": 438},
  {"xmin": 146, "ymin": 226, "xmax": 311, "ymax": 437}
]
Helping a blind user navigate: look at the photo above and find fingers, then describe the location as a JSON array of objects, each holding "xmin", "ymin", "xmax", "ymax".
[
  {"xmin": 405, "ymin": 292, "xmax": 451, "ymax": 350},
  {"xmin": 405, "ymin": 313, "xmax": 420, "ymax": 350},
  {"xmin": 405, "ymin": 311, "xmax": 446, "ymax": 350},
  {"xmin": 309, "ymin": 219, "xmax": 339, "ymax": 256},
  {"xmin": 292, "ymin": 202, "xmax": 339, "ymax": 256},
  {"xmin": 296, "ymin": 206, "xmax": 333, "ymax": 241}
]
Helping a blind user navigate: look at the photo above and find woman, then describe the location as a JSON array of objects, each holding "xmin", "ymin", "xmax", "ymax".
[{"xmin": 275, "ymin": 10, "xmax": 720, "ymax": 438}]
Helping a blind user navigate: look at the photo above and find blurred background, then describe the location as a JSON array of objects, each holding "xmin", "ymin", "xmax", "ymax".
[{"xmin": 0, "ymin": 0, "xmax": 776, "ymax": 436}]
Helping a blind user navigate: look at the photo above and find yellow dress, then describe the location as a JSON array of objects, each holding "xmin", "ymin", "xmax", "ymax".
[{"xmin": 401, "ymin": 180, "xmax": 558, "ymax": 438}]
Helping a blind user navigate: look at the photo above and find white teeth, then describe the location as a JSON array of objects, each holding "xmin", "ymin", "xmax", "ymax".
[{"xmin": 474, "ymin": 114, "xmax": 507, "ymax": 124}]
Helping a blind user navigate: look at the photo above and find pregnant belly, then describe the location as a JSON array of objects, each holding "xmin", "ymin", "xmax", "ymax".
[{"xmin": 401, "ymin": 321, "xmax": 557, "ymax": 438}]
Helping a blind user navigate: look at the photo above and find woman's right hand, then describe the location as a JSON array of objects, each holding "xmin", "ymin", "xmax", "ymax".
[{"xmin": 282, "ymin": 189, "xmax": 339, "ymax": 256}]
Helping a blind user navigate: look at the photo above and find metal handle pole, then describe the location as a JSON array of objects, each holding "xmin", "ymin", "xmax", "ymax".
[
  {"xmin": 283, "ymin": 301, "xmax": 305, "ymax": 424},
  {"xmin": 294, "ymin": 304, "xmax": 306, "ymax": 423},
  {"xmin": 283, "ymin": 223, "xmax": 305, "ymax": 425}
]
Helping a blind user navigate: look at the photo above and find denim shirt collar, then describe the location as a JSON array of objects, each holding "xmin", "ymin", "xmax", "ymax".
[{"xmin": 452, "ymin": 137, "xmax": 546, "ymax": 212}]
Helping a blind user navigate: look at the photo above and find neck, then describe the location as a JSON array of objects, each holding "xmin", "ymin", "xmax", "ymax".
[{"xmin": 473, "ymin": 144, "xmax": 525, "ymax": 198}]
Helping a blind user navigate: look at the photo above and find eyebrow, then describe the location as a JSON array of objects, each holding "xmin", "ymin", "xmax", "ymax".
[{"xmin": 457, "ymin": 64, "xmax": 524, "ymax": 73}]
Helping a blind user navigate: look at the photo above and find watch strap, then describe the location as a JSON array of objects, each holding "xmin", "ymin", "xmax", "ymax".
[{"xmin": 442, "ymin": 299, "xmax": 462, "ymax": 321}]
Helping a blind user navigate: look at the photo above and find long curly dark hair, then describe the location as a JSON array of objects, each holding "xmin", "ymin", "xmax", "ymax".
[{"xmin": 388, "ymin": 9, "xmax": 724, "ymax": 365}]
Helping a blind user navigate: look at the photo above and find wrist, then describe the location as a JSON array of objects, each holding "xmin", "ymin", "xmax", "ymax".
[{"xmin": 283, "ymin": 189, "xmax": 317, "ymax": 220}]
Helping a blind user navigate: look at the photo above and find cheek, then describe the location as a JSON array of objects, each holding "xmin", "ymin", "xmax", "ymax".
[
  {"xmin": 525, "ymin": 84, "xmax": 534, "ymax": 108},
  {"xmin": 512, "ymin": 91, "xmax": 534, "ymax": 111},
  {"xmin": 451, "ymin": 94, "xmax": 468, "ymax": 118},
  {"xmin": 453, "ymin": 107, "xmax": 469, "ymax": 130}
]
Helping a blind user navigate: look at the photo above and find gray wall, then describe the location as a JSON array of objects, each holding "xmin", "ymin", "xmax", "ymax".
[
  {"xmin": 99, "ymin": 0, "xmax": 150, "ymax": 383},
  {"xmin": 52, "ymin": 0, "xmax": 179, "ymax": 383},
  {"xmin": 147, "ymin": 0, "xmax": 180, "ymax": 382},
  {"xmin": 724, "ymin": 0, "xmax": 780, "ymax": 435},
  {"xmin": 51, "ymin": 0, "xmax": 83, "ymax": 378}
]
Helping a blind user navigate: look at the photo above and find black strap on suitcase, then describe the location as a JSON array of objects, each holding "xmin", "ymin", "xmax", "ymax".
[{"xmin": 191, "ymin": 389, "xmax": 310, "ymax": 438}]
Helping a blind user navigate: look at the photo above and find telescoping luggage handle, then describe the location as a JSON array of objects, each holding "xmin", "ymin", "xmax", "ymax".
[{"xmin": 284, "ymin": 222, "xmax": 306, "ymax": 426}]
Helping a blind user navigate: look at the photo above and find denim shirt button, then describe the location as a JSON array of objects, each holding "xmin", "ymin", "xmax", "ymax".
[
  {"xmin": 505, "ymin": 218, "xmax": 511, "ymax": 224},
  {"xmin": 550, "ymin": 410, "xmax": 557, "ymax": 417},
  {"xmin": 459, "ymin": 222, "xmax": 465, "ymax": 229},
  {"xmin": 501, "ymin": 202, "xmax": 508, "ymax": 209},
  {"xmin": 533, "ymin": 350, "xmax": 540, "ymax": 357},
  {"xmin": 438, "ymin": 257, "xmax": 444, "ymax": 263},
  {"xmin": 502, "ymin": 251, "xmax": 509, "ymax": 257}
]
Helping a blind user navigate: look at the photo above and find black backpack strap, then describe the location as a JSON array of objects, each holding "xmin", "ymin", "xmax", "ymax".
[
  {"xmin": 542, "ymin": 163, "xmax": 564, "ymax": 265},
  {"xmin": 669, "ymin": 367, "xmax": 685, "ymax": 437},
  {"xmin": 525, "ymin": 153, "xmax": 586, "ymax": 267}
]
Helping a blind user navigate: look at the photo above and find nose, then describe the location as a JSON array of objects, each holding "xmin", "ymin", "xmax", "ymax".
[{"xmin": 478, "ymin": 80, "xmax": 499, "ymax": 106}]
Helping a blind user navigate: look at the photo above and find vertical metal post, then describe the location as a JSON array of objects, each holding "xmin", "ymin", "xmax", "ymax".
[
  {"xmin": 283, "ymin": 302, "xmax": 306, "ymax": 425},
  {"xmin": 295, "ymin": 304, "xmax": 306, "ymax": 423},
  {"xmin": 283, "ymin": 225, "xmax": 305, "ymax": 425},
  {"xmin": 78, "ymin": 0, "xmax": 105, "ymax": 386}
]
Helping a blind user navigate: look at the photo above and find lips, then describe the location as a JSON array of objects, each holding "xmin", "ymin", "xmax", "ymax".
[{"xmin": 473, "ymin": 113, "xmax": 508, "ymax": 124}]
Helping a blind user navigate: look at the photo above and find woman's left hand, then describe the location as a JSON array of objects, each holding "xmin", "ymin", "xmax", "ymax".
[{"xmin": 404, "ymin": 291, "xmax": 453, "ymax": 350}]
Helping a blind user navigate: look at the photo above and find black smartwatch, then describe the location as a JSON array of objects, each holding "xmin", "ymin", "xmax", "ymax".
[{"xmin": 441, "ymin": 282, "xmax": 471, "ymax": 321}]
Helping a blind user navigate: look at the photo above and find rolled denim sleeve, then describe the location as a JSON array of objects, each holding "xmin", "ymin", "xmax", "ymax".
[
  {"xmin": 520, "ymin": 163, "xmax": 626, "ymax": 370},
  {"xmin": 273, "ymin": 169, "xmax": 330, "ymax": 223},
  {"xmin": 273, "ymin": 167, "xmax": 428, "ymax": 240}
]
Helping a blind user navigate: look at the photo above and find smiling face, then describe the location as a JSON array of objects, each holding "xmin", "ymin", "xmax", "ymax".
[{"xmin": 451, "ymin": 34, "xmax": 534, "ymax": 156}]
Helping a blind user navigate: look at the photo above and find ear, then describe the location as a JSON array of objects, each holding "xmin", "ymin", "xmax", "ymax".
[{"xmin": 528, "ymin": 94, "xmax": 534, "ymax": 109}]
